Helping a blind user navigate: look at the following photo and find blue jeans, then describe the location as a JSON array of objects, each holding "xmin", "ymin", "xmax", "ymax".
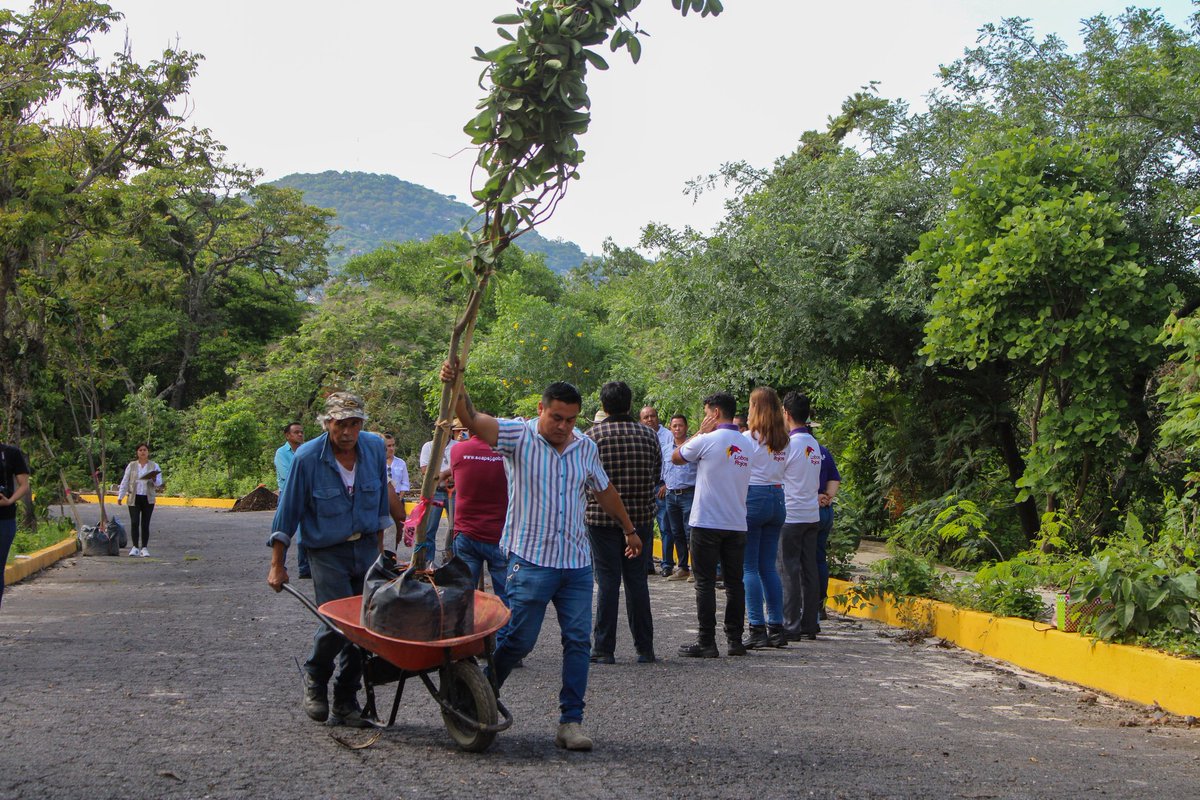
[
  {"xmin": 0, "ymin": 517, "xmax": 15, "ymax": 608},
  {"xmin": 818, "ymin": 504, "xmax": 834, "ymax": 603},
  {"xmin": 654, "ymin": 495, "xmax": 672, "ymax": 569},
  {"xmin": 452, "ymin": 533, "xmax": 508, "ymax": 607},
  {"xmin": 664, "ymin": 489, "xmax": 693, "ymax": 570},
  {"xmin": 493, "ymin": 555, "xmax": 592, "ymax": 724},
  {"xmin": 295, "ymin": 528, "xmax": 310, "ymax": 577},
  {"xmin": 417, "ymin": 489, "xmax": 451, "ymax": 563},
  {"xmin": 305, "ymin": 537, "xmax": 380, "ymax": 699},
  {"xmin": 743, "ymin": 485, "xmax": 785, "ymax": 627},
  {"xmin": 588, "ymin": 522, "xmax": 654, "ymax": 658}
]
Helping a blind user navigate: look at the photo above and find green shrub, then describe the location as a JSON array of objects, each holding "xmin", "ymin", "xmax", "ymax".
[
  {"xmin": 1067, "ymin": 514, "xmax": 1200, "ymax": 641},
  {"xmin": 826, "ymin": 515, "xmax": 859, "ymax": 580},
  {"xmin": 954, "ymin": 560, "xmax": 1047, "ymax": 620},
  {"xmin": 166, "ymin": 454, "xmax": 267, "ymax": 499},
  {"xmin": 841, "ymin": 549, "xmax": 946, "ymax": 605},
  {"xmin": 932, "ymin": 497, "xmax": 1005, "ymax": 565},
  {"xmin": 7, "ymin": 518, "xmax": 75, "ymax": 562}
]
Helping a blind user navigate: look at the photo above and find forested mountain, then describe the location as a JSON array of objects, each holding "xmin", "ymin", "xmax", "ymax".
[{"xmin": 269, "ymin": 171, "xmax": 590, "ymax": 272}]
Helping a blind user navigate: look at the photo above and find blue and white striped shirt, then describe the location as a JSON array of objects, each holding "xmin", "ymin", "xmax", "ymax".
[{"xmin": 495, "ymin": 417, "xmax": 610, "ymax": 569}]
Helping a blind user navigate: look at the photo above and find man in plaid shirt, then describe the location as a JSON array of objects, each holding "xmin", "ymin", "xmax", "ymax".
[{"xmin": 586, "ymin": 381, "xmax": 662, "ymax": 664}]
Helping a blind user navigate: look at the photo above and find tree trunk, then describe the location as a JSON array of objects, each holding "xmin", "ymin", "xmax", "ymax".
[{"xmin": 996, "ymin": 416, "xmax": 1040, "ymax": 539}]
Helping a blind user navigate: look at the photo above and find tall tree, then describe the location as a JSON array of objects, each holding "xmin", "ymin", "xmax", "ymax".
[
  {"xmin": 125, "ymin": 140, "xmax": 332, "ymax": 408},
  {"xmin": 0, "ymin": 0, "xmax": 199, "ymax": 441},
  {"xmin": 915, "ymin": 134, "xmax": 1175, "ymax": 530}
]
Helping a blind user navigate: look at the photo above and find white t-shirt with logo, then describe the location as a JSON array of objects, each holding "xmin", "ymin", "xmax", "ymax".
[
  {"xmin": 783, "ymin": 430, "xmax": 822, "ymax": 523},
  {"xmin": 678, "ymin": 426, "xmax": 752, "ymax": 531},
  {"xmin": 743, "ymin": 431, "xmax": 789, "ymax": 486}
]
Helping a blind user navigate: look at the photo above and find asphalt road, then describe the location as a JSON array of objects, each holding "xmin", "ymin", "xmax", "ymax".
[{"xmin": 1, "ymin": 506, "xmax": 1198, "ymax": 799}]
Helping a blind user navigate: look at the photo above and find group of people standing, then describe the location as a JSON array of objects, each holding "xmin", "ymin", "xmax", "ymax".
[
  {"xmin": 642, "ymin": 392, "xmax": 841, "ymax": 652},
  {"xmin": 264, "ymin": 370, "xmax": 839, "ymax": 753},
  {"xmin": 639, "ymin": 388, "xmax": 837, "ymax": 658}
]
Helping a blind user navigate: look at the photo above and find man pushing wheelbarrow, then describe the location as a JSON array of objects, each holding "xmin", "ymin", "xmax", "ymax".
[{"xmin": 267, "ymin": 391, "xmax": 390, "ymax": 728}]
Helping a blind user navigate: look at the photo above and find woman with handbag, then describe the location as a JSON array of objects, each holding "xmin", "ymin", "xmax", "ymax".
[{"xmin": 116, "ymin": 443, "xmax": 164, "ymax": 557}]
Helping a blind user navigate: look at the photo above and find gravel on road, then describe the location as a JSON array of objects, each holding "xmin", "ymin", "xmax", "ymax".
[{"xmin": 1, "ymin": 506, "xmax": 1198, "ymax": 800}]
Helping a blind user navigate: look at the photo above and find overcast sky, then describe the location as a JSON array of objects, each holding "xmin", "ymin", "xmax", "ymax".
[{"xmin": 72, "ymin": 1, "xmax": 1199, "ymax": 254}]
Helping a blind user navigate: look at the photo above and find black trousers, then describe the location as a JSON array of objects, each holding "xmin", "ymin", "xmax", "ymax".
[
  {"xmin": 128, "ymin": 495, "xmax": 154, "ymax": 548},
  {"xmin": 779, "ymin": 521, "xmax": 820, "ymax": 636},
  {"xmin": 588, "ymin": 522, "xmax": 655, "ymax": 657},
  {"xmin": 690, "ymin": 526, "xmax": 746, "ymax": 643}
]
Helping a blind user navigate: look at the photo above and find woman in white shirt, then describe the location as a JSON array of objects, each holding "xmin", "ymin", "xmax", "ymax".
[
  {"xmin": 741, "ymin": 387, "xmax": 791, "ymax": 649},
  {"xmin": 116, "ymin": 444, "xmax": 164, "ymax": 557}
]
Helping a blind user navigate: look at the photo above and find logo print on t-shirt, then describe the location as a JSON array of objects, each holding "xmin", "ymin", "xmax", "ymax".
[{"xmin": 725, "ymin": 444, "xmax": 749, "ymax": 468}]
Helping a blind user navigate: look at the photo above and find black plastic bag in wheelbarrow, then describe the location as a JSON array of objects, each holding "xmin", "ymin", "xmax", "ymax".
[
  {"xmin": 78, "ymin": 521, "xmax": 121, "ymax": 556},
  {"xmin": 361, "ymin": 550, "xmax": 475, "ymax": 641}
]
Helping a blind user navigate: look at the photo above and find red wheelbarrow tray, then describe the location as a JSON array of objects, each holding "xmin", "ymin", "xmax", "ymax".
[{"xmin": 318, "ymin": 592, "xmax": 512, "ymax": 673}]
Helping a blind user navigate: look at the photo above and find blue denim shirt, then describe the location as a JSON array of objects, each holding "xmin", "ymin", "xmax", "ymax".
[{"xmin": 267, "ymin": 431, "xmax": 390, "ymax": 550}]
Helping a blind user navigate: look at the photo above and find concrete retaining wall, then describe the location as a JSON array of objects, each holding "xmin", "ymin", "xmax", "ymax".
[
  {"xmin": 4, "ymin": 536, "xmax": 78, "ymax": 588},
  {"xmin": 828, "ymin": 577, "xmax": 1200, "ymax": 717}
]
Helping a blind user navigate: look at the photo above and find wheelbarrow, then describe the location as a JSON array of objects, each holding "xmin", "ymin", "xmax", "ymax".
[{"xmin": 283, "ymin": 584, "xmax": 513, "ymax": 752}]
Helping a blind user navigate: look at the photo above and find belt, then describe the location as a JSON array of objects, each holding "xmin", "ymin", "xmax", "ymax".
[
  {"xmin": 667, "ymin": 487, "xmax": 695, "ymax": 495},
  {"xmin": 346, "ymin": 532, "xmax": 363, "ymax": 542}
]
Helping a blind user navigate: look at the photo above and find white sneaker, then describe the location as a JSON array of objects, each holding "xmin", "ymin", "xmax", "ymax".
[
  {"xmin": 139, "ymin": 548, "xmax": 150, "ymax": 558},
  {"xmin": 129, "ymin": 547, "xmax": 142, "ymax": 557}
]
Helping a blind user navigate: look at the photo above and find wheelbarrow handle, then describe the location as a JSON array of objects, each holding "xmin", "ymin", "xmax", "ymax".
[{"xmin": 280, "ymin": 583, "xmax": 347, "ymax": 639}]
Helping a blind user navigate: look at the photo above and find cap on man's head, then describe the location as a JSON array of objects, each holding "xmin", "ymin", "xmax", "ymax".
[{"xmin": 323, "ymin": 391, "xmax": 368, "ymax": 422}]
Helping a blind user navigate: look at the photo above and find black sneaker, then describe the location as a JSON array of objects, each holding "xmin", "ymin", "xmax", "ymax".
[
  {"xmin": 726, "ymin": 639, "xmax": 748, "ymax": 656},
  {"xmin": 330, "ymin": 697, "xmax": 373, "ymax": 728},
  {"xmin": 302, "ymin": 673, "xmax": 328, "ymax": 722},
  {"xmin": 678, "ymin": 641, "xmax": 719, "ymax": 658}
]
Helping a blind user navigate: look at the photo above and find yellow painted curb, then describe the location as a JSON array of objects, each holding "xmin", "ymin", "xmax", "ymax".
[
  {"xmin": 828, "ymin": 577, "xmax": 1200, "ymax": 717},
  {"xmin": 77, "ymin": 494, "xmax": 236, "ymax": 510},
  {"xmin": 5, "ymin": 535, "xmax": 78, "ymax": 587}
]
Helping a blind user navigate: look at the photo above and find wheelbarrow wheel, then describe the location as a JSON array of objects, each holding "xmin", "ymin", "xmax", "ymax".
[{"xmin": 440, "ymin": 660, "xmax": 498, "ymax": 752}]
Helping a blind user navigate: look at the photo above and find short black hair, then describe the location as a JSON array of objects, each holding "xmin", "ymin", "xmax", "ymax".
[
  {"xmin": 702, "ymin": 392, "xmax": 736, "ymax": 420},
  {"xmin": 283, "ymin": 421, "xmax": 302, "ymax": 434},
  {"xmin": 670, "ymin": 414, "xmax": 688, "ymax": 425},
  {"xmin": 781, "ymin": 391, "xmax": 811, "ymax": 424},
  {"xmin": 542, "ymin": 381, "xmax": 583, "ymax": 408},
  {"xmin": 599, "ymin": 381, "xmax": 633, "ymax": 415}
]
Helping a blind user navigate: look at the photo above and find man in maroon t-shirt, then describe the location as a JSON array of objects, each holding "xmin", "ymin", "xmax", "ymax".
[{"xmin": 450, "ymin": 429, "xmax": 510, "ymax": 604}]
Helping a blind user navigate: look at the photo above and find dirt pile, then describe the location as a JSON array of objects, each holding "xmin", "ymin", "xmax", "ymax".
[{"xmin": 230, "ymin": 485, "xmax": 278, "ymax": 512}]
